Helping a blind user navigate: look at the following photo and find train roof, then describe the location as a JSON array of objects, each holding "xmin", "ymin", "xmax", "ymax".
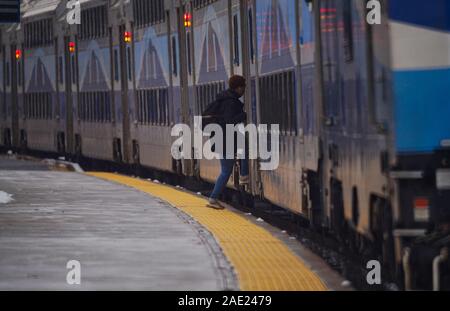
[{"xmin": 21, "ymin": 0, "xmax": 61, "ymax": 19}]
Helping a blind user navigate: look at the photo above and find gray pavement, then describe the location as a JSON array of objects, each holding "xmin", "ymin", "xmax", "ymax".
[{"xmin": 0, "ymin": 157, "xmax": 236, "ymax": 290}]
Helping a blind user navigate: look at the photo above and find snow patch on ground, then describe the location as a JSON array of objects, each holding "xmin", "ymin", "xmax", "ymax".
[{"xmin": 0, "ymin": 191, "xmax": 14, "ymax": 204}]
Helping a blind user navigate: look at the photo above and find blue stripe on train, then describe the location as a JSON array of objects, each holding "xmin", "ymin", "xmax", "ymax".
[
  {"xmin": 389, "ymin": 0, "xmax": 450, "ymax": 32},
  {"xmin": 393, "ymin": 68, "xmax": 450, "ymax": 153}
]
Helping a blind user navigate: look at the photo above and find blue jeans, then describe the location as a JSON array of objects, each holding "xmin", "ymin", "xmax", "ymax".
[{"xmin": 210, "ymin": 158, "xmax": 249, "ymax": 200}]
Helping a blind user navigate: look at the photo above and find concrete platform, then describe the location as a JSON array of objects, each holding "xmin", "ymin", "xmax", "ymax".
[{"xmin": 0, "ymin": 157, "xmax": 236, "ymax": 290}]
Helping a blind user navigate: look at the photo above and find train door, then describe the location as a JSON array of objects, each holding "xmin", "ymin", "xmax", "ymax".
[
  {"xmin": 118, "ymin": 24, "xmax": 131, "ymax": 163},
  {"xmin": 298, "ymin": 0, "xmax": 328, "ymax": 228},
  {"xmin": 299, "ymin": 0, "xmax": 316, "ymax": 217},
  {"xmin": 245, "ymin": 0, "xmax": 263, "ymax": 196},
  {"xmin": 63, "ymin": 36, "xmax": 74, "ymax": 154},
  {"xmin": 230, "ymin": 0, "xmax": 255, "ymax": 189},
  {"xmin": 9, "ymin": 44, "xmax": 19, "ymax": 148}
]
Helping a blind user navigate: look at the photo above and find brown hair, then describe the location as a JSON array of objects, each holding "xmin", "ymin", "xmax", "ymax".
[{"xmin": 228, "ymin": 75, "xmax": 246, "ymax": 90}]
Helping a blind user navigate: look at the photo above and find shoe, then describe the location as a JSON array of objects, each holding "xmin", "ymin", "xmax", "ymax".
[
  {"xmin": 207, "ymin": 199, "xmax": 225, "ymax": 210},
  {"xmin": 239, "ymin": 175, "xmax": 250, "ymax": 185}
]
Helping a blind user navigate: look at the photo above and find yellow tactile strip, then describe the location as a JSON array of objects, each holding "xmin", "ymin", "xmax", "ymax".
[{"xmin": 87, "ymin": 172, "xmax": 328, "ymax": 291}]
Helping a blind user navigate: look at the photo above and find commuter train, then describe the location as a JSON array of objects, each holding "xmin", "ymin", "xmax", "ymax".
[{"xmin": 1, "ymin": 0, "xmax": 449, "ymax": 289}]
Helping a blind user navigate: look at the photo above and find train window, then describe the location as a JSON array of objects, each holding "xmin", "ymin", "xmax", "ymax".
[
  {"xmin": 58, "ymin": 56, "xmax": 64, "ymax": 84},
  {"xmin": 79, "ymin": 6, "xmax": 108, "ymax": 40},
  {"xmin": 133, "ymin": 0, "xmax": 165, "ymax": 28},
  {"xmin": 233, "ymin": 14, "xmax": 240, "ymax": 66},
  {"xmin": 100, "ymin": 93, "xmax": 104, "ymax": 122},
  {"xmin": 24, "ymin": 18, "xmax": 53, "ymax": 48},
  {"xmin": 127, "ymin": 46, "xmax": 132, "ymax": 81},
  {"xmin": 137, "ymin": 88, "xmax": 169, "ymax": 126},
  {"xmin": 93, "ymin": 93, "xmax": 96, "ymax": 122},
  {"xmin": 152, "ymin": 91, "xmax": 158, "ymax": 124},
  {"xmin": 343, "ymin": 0, "xmax": 354, "ymax": 63},
  {"xmin": 172, "ymin": 36, "xmax": 178, "ymax": 76},
  {"xmin": 86, "ymin": 93, "xmax": 90, "ymax": 122},
  {"xmin": 87, "ymin": 93, "xmax": 90, "ymax": 122},
  {"xmin": 143, "ymin": 91, "xmax": 148, "ymax": 123},
  {"xmin": 195, "ymin": 81, "xmax": 225, "ymax": 115},
  {"xmin": 47, "ymin": 93, "xmax": 51, "ymax": 119},
  {"xmin": 84, "ymin": 94, "xmax": 87, "ymax": 121},
  {"xmin": 137, "ymin": 91, "xmax": 142, "ymax": 123},
  {"xmin": 90, "ymin": 93, "xmax": 93, "ymax": 122},
  {"xmin": 103, "ymin": 93, "xmax": 106, "ymax": 121},
  {"xmin": 106, "ymin": 93, "xmax": 111, "ymax": 121},
  {"xmin": 259, "ymin": 70, "xmax": 297, "ymax": 135},
  {"xmin": 149, "ymin": 91, "xmax": 155, "ymax": 124},
  {"xmin": 158, "ymin": 89, "xmax": 163, "ymax": 125},
  {"xmin": 96, "ymin": 93, "xmax": 100, "ymax": 122},
  {"xmin": 78, "ymin": 95, "xmax": 82, "ymax": 120},
  {"xmin": 248, "ymin": 9, "xmax": 255, "ymax": 64},
  {"xmin": 24, "ymin": 93, "xmax": 53, "ymax": 120},
  {"xmin": 44, "ymin": 94, "xmax": 47, "ymax": 119}
]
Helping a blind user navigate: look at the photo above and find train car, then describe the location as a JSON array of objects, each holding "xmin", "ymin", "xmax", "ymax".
[
  {"xmin": 252, "ymin": 0, "xmax": 305, "ymax": 215},
  {"xmin": 20, "ymin": 0, "xmax": 60, "ymax": 153},
  {"xmin": 72, "ymin": 0, "xmax": 117, "ymax": 161},
  {"xmin": 316, "ymin": 0, "xmax": 395, "ymax": 258},
  {"xmin": 128, "ymin": 0, "xmax": 178, "ymax": 172},
  {"xmin": 187, "ymin": 0, "xmax": 242, "ymax": 184},
  {"xmin": 388, "ymin": 0, "xmax": 450, "ymax": 288}
]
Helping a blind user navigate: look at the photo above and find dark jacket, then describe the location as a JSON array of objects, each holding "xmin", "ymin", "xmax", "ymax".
[
  {"xmin": 202, "ymin": 89, "xmax": 247, "ymax": 157},
  {"xmin": 215, "ymin": 89, "xmax": 247, "ymax": 127}
]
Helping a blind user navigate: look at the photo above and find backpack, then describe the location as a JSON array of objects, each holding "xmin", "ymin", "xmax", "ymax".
[{"xmin": 201, "ymin": 99, "xmax": 225, "ymax": 131}]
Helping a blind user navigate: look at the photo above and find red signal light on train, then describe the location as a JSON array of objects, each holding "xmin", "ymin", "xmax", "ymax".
[
  {"xmin": 124, "ymin": 31, "xmax": 132, "ymax": 43},
  {"xmin": 184, "ymin": 12, "xmax": 192, "ymax": 28},
  {"xmin": 15, "ymin": 49, "xmax": 21, "ymax": 60},
  {"xmin": 68, "ymin": 42, "xmax": 76, "ymax": 53}
]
